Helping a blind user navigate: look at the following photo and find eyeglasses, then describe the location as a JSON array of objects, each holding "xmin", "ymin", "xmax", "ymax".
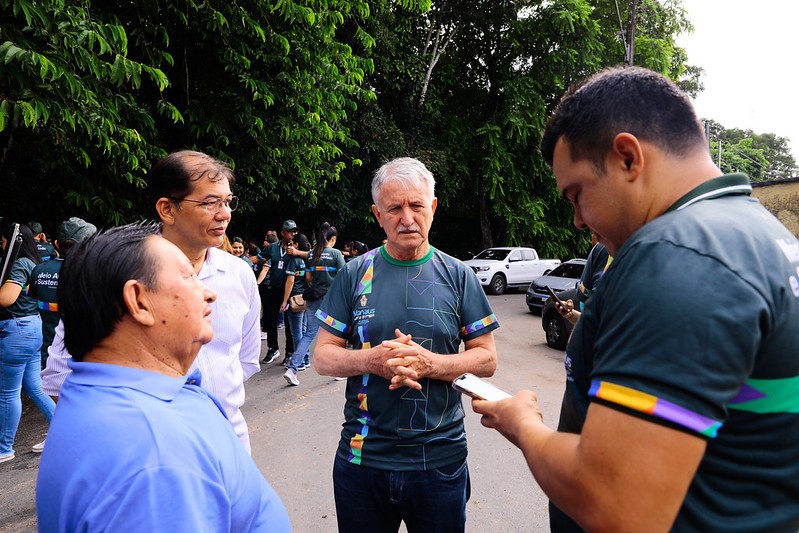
[{"xmin": 168, "ymin": 196, "xmax": 239, "ymax": 213}]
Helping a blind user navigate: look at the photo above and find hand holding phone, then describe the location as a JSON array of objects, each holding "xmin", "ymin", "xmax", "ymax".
[
  {"xmin": 545, "ymin": 285, "xmax": 569, "ymax": 314},
  {"xmin": 452, "ymin": 373, "xmax": 512, "ymax": 401}
]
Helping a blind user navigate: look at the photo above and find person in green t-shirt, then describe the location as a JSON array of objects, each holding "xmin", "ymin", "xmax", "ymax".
[
  {"xmin": 1, "ymin": 223, "xmax": 55, "ymax": 462},
  {"xmin": 27, "ymin": 217, "xmax": 97, "ymax": 364},
  {"xmin": 283, "ymin": 223, "xmax": 345, "ymax": 384},
  {"xmin": 314, "ymin": 157, "xmax": 500, "ymax": 533},
  {"xmin": 26, "ymin": 221, "xmax": 58, "ymax": 261}
]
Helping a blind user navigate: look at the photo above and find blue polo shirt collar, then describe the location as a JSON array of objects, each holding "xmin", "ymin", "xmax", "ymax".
[{"xmin": 66, "ymin": 360, "xmax": 203, "ymax": 401}]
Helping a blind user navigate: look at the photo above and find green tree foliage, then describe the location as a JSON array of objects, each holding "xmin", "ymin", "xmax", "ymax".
[
  {"xmin": 0, "ymin": 0, "xmax": 384, "ymax": 228},
  {"xmin": 342, "ymin": 0, "xmax": 698, "ymax": 259},
  {"xmin": 1, "ymin": 0, "xmax": 714, "ymax": 260},
  {"xmin": 0, "ymin": 0, "xmax": 172, "ymax": 224},
  {"xmin": 705, "ymin": 120, "xmax": 797, "ymax": 181}
]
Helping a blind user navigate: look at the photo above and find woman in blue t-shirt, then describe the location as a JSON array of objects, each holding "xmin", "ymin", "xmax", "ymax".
[{"xmin": 0, "ymin": 224, "xmax": 56, "ymax": 463}]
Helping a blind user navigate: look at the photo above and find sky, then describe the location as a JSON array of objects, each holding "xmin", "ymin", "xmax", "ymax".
[{"xmin": 676, "ymin": 0, "xmax": 799, "ymax": 162}]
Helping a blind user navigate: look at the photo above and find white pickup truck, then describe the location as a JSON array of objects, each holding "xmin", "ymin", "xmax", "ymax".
[{"xmin": 463, "ymin": 247, "xmax": 561, "ymax": 295}]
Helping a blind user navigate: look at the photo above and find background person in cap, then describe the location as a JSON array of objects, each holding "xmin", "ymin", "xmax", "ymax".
[
  {"xmin": 253, "ymin": 219, "xmax": 301, "ymax": 364},
  {"xmin": 26, "ymin": 221, "xmax": 57, "ymax": 262},
  {"xmin": 28, "ymin": 217, "xmax": 97, "ymax": 367}
]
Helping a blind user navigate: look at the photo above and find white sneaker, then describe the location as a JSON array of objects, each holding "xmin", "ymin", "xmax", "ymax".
[
  {"xmin": 334, "ymin": 377, "xmax": 347, "ymax": 381},
  {"xmin": 0, "ymin": 452, "xmax": 14, "ymax": 463},
  {"xmin": 32, "ymin": 440, "xmax": 45, "ymax": 453},
  {"xmin": 283, "ymin": 369, "xmax": 299, "ymax": 386}
]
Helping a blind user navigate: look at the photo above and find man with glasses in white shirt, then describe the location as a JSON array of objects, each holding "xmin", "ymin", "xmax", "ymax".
[{"xmin": 41, "ymin": 150, "xmax": 261, "ymax": 453}]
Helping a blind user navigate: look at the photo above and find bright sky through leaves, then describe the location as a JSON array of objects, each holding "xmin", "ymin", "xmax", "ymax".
[{"xmin": 677, "ymin": 0, "xmax": 799, "ymax": 163}]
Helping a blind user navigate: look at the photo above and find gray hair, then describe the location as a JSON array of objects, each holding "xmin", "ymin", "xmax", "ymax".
[{"xmin": 371, "ymin": 157, "xmax": 436, "ymax": 206}]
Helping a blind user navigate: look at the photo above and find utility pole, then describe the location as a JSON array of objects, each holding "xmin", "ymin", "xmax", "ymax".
[{"xmin": 624, "ymin": 0, "xmax": 640, "ymax": 66}]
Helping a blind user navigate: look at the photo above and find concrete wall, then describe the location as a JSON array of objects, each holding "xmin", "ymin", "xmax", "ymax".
[{"xmin": 752, "ymin": 178, "xmax": 799, "ymax": 239}]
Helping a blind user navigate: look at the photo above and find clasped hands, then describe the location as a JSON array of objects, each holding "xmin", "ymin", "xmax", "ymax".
[{"xmin": 377, "ymin": 328, "xmax": 433, "ymax": 391}]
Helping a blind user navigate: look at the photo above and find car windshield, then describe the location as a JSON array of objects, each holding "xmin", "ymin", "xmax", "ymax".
[
  {"xmin": 474, "ymin": 249, "xmax": 510, "ymax": 260},
  {"xmin": 548, "ymin": 263, "xmax": 585, "ymax": 278}
]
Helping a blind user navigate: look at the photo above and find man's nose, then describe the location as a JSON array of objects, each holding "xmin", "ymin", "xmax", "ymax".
[
  {"xmin": 215, "ymin": 206, "xmax": 232, "ymax": 221},
  {"xmin": 203, "ymin": 283, "xmax": 217, "ymax": 303},
  {"xmin": 573, "ymin": 209, "xmax": 588, "ymax": 230},
  {"xmin": 399, "ymin": 207, "xmax": 415, "ymax": 225}
]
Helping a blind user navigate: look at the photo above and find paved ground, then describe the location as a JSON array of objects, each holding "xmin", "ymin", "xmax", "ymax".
[{"xmin": 0, "ymin": 292, "xmax": 566, "ymax": 532}]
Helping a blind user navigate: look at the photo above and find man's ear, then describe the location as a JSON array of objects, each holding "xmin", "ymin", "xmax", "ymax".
[
  {"xmin": 431, "ymin": 197, "xmax": 438, "ymax": 216},
  {"xmin": 610, "ymin": 133, "xmax": 644, "ymax": 182},
  {"xmin": 155, "ymin": 197, "xmax": 176, "ymax": 225},
  {"xmin": 371, "ymin": 204, "xmax": 382, "ymax": 227},
  {"xmin": 122, "ymin": 279, "xmax": 155, "ymax": 327}
]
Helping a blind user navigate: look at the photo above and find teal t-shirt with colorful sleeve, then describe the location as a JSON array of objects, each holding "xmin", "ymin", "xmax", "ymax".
[
  {"xmin": 571, "ymin": 174, "xmax": 799, "ymax": 531},
  {"xmin": 317, "ymin": 245, "xmax": 499, "ymax": 471},
  {"xmin": 0, "ymin": 257, "xmax": 38, "ymax": 319}
]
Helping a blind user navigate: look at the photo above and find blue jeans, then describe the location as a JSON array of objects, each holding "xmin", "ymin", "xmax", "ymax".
[
  {"xmin": 284, "ymin": 306, "xmax": 305, "ymax": 360},
  {"xmin": 0, "ymin": 315, "xmax": 55, "ymax": 455},
  {"xmin": 333, "ymin": 456, "xmax": 470, "ymax": 533},
  {"xmin": 288, "ymin": 298, "xmax": 322, "ymax": 372}
]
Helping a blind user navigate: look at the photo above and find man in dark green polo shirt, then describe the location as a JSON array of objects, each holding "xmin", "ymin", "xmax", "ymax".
[
  {"xmin": 472, "ymin": 66, "xmax": 799, "ymax": 532},
  {"xmin": 256, "ymin": 220, "xmax": 300, "ymax": 364}
]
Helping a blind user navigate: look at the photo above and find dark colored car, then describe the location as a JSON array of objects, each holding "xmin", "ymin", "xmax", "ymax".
[
  {"xmin": 541, "ymin": 287, "xmax": 577, "ymax": 350},
  {"xmin": 525, "ymin": 259, "xmax": 585, "ymax": 314}
]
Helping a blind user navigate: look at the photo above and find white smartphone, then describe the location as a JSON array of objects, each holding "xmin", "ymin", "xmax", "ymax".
[{"xmin": 452, "ymin": 373, "xmax": 512, "ymax": 401}]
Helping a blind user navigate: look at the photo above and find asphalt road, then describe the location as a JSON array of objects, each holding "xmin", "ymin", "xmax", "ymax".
[{"xmin": 0, "ymin": 291, "xmax": 566, "ymax": 532}]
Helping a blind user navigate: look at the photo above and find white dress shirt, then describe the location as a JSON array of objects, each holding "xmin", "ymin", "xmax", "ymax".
[{"xmin": 41, "ymin": 246, "xmax": 261, "ymax": 453}]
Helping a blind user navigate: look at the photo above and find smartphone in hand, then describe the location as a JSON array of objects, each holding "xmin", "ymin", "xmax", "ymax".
[
  {"xmin": 545, "ymin": 285, "xmax": 569, "ymax": 314},
  {"xmin": 452, "ymin": 373, "xmax": 512, "ymax": 401}
]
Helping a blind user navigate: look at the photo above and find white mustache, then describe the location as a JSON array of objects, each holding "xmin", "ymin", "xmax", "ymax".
[{"xmin": 398, "ymin": 224, "xmax": 420, "ymax": 232}]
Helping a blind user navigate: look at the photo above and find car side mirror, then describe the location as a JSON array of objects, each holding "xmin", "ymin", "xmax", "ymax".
[{"xmin": 542, "ymin": 269, "xmax": 552, "ymax": 275}]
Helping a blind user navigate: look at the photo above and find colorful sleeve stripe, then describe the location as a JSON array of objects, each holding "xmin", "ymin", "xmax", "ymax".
[
  {"xmin": 307, "ymin": 266, "xmax": 339, "ymax": 272},
  {"xmin": 37, "ymin": 301, "xmax": 58, "ymax": 312},
  {"xmin": 286, "ymin": 269, "xmax": 305, "ymax": 276},
  {"xmin": 460, "ymin": 314, "xmax": 498, "ymax": 336},
  {"xmin": 358, "ymin": 249, "xmax": 378, "ymax": 295},
  {"xmin": 315, "ymin": 309, "xmax": 351, "ymax": 334},
  {"xmin": 589, "ymin": 380, "xmax": 723, "ymax": 438},
  {"xmin": 728, "ymin": 376, "xmax": 799, "ymax": 414}
]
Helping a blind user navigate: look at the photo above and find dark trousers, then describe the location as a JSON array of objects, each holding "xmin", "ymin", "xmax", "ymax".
[
  {"xmin": 260, "ymin": 285, "xmax": 294, "ymax": 354},
  {"xmin": 333, "ymin": 456, "xmax": 470, "ymax": 533}
]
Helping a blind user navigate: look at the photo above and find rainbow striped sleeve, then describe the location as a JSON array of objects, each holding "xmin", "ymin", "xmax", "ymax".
[
  {"xmin": 460, "ymin": 313, "xmax": 498, "ymax": 336},
  {"xmin": 589, "ymin": 380, "xmax": 723, "ymax": 438},
  {"xmin": 38, "ymin": 301, "xmax": 58, "ymax": 312},
  {"xmin": 315, "ymin": 309, "xmax": 351, "ymax": 334}
]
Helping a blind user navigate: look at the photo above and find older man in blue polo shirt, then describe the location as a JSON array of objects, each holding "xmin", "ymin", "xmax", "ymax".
[{"xmin": 36, "ymin": 222, "xmax": 290, "ymax": 532}]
